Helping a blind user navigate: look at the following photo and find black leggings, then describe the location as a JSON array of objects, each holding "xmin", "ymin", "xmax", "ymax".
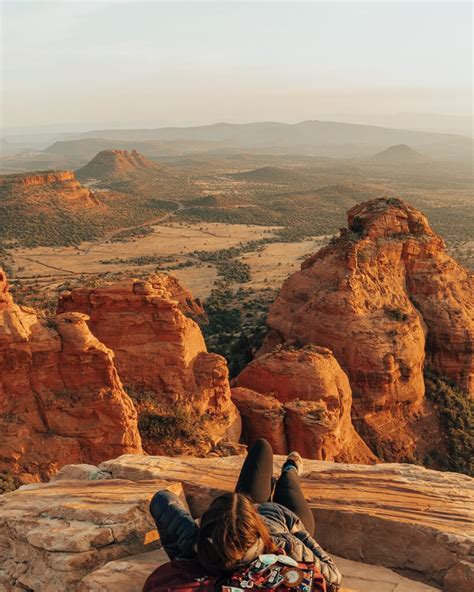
[{"xmin": 235, "ymin": 438, "xmax": 315, "ymax": 535}]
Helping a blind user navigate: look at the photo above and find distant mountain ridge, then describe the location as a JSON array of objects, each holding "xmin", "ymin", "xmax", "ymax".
[{"xmin": 47, "ymin": 119, "xmax": 473, "ymax": 162}]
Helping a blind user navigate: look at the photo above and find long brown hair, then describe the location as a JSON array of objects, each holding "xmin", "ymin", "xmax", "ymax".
[{"xmin": 196, "ymin": 492, "xmax": 277, "ymax": 575}]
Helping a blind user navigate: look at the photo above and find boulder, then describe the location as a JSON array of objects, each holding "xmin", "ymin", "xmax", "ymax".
[
  {"xmin": 231, "ymin": 387, "xmax": 288, "ymax": 454},
  {"xmin": 234, "ymin": 347, "xmax": 376, "ymax": 462}
]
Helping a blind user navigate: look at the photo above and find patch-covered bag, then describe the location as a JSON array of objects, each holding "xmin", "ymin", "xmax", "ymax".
[
  {"xmin": 225, "ymin": 554, "xmax": 326, "ymax": 592},
  {"xmin": 142, "ymin": 554, "xmax": 327, "ymax": 592}
]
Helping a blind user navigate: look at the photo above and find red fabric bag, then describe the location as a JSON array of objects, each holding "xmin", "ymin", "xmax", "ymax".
[
  {"xmin": 143, "ymin": 559, "xmax": 218, "ymax": 592},
  {"xmin": 142, "ymin": 556, "xmax": 326, "ymax": 592}
]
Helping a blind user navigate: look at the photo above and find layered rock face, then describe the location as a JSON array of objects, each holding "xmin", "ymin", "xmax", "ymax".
[
  {"xmin": 260, "ymin": 198, "xmax": 473, "ymax": 460},
  {"xmin": 0, "ymin": 170, "xmax": 99, "ymax": 206},
  {"xmin": 153, "ymin": 273, "xmax": 206, "ymax": 320},
  {"xmin": 76, "ymin": 149, "xmax": 155, "ymax": 181},
  {"xmin": 234, "ymin": 347, "xmax": 376, "ymax": 463},
  {"xmin": 57, "ymin": 275, "xmax": 240, "ymax": 451},
  {"xmin": 0, "ymin": 269, "xmax": 142, "ymax": 483}
]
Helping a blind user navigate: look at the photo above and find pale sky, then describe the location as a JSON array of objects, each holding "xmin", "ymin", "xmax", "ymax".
[{"xmin": 1, "ymin": 0, "xmax": 472, "ymax": 132}]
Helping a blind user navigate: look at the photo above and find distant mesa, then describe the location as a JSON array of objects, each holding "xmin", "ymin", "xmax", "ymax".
[
  {"xmin": 228, "ymin": 166, "xmax": 305, "ymax": 184},
  {"xmin": 76, "ymin": 149, "xmax": 155, "ymax": 181},
  {"xmin": 372, "ymin": 144, "xmax": 426, "ymax": 163},
  {"xmin": 0, "ymin": 169, "xmax": 99, "ymax": 207}
]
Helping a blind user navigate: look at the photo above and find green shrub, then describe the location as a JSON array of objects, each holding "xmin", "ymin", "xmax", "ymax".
[
  {"xmin": 138, "ymin": 408, "xmax": 210, "ymax": 447},
  {"xmin": 425, "ymin": 370, "xmax": 473, "ymax": 475}
]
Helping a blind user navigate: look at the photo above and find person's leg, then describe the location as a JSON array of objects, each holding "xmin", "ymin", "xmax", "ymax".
[
  {"xmin": 235, "ymin": 438, "xmax": 274, "ymax": 504},
  {"xmin": 273, "ymin": 467, "xmax": 315, "ymax": 535}
]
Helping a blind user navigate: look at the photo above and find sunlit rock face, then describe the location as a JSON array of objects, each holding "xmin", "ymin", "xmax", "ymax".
[
  {"xmin": 57, "ymin": 274, "xmax": 241, "ymax": 453},
  {"xmin": 234, "ymin": 346, "xmax": 376, "ymax": 463},
  {"xmin": 0, "ymin": 268, "xmax": 142, "ymax": 483},
  {"xmin": 260, "ymin": 198, "xmax": 473, "ymax": 461}
]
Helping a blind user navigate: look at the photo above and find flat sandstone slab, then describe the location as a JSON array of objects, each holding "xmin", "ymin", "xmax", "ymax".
[
  {"xmin": 0, "ymin": 478, "xmax": 184, "ymax": 592},
  {"xmin": 99, "ymin": 454, "xmax": 473, "ymax": 591}
]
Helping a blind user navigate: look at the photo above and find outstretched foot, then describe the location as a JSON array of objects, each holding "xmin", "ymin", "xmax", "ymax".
[{"xmin": 282, "ymin": 451, "xmax": 304, "ymax": 476}]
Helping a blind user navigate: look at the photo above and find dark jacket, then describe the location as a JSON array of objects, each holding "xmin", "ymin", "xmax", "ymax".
[{"xmin": 150, "ymin": 491, "xmax": 342, "ymax": 590}]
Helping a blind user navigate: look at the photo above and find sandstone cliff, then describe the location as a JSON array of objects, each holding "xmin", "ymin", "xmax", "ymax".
[
  {"xmin": 260, "ymin": 198, "xmax": 473, "ymax": 463},
  {"xmin": 234, "ymin": 346, "xmax": 376, "ymax": 463},
  {"xmin": 0, "ymin": 169, "xmax": 99, "ymax": 206},
  {"xmin": 57, "ymin": 275, "xmax": 240, "ymax": 454},
  {"xmin": 76, "ymin": 149, "xmax": 155, "ymax": 181},
  {"xmin": 0, "ymin": 269, "xmax": 142, "ymax": 484}
]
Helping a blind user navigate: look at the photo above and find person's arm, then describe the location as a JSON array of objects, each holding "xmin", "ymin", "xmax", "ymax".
[
  {"xmin": 258, "ymin": 504, "xmax": 341, "ymax": 589},
  {"xmin": 292, "ymin": 530, "xmax": 342, "ymax": 590},
  {"xmin": 149, "ymin": 490, "xmax": 198, "ymax": 560}
]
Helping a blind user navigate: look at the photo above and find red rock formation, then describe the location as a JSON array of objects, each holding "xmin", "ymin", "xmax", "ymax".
[
  {"xmin": 260, "ymin": 198, "xmax": 472, "ymax": 461},
  {"xmin": 234, "ymin": 347, "xmax": 376, "ymax": 462},
  {"xmin": 0, "ymin": 170, "xmax": 98, "ymax": 206},
  {"xmin": 0, "ymin": 269, "xmax": 142, "ymax": 483},
  {"xmin": 231, "ymin": 387, "xmax": 287, "ymax": 454},
  {"xmin": 76, "ymin": 149, "xmax": 155, "ymax": 181},
  {"xmin": 57, "ymin": 275, "xmax": 240, "ymax": 452},
  {"xmin": 151, "ymin": 273, "xmax": 206, "ymax": 321}
]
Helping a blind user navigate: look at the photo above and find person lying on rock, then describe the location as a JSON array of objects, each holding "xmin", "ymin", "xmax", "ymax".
[{"xmin": 143, "ymin": 439, "xmax": 342, "ymax": 592}]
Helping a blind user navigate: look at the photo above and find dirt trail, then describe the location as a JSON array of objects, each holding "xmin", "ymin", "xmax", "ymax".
[
  {"xmin": 15, "ymin": 256, "xmax": 77, "ymax": 275},
  {"xmin": 82, "ymin": 200, "xmax": 184, "ymax": 255}
]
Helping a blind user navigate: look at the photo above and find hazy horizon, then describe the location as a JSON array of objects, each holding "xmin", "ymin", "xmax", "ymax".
[{"xmin": 1, "ymin": 1, "xmax": 472, "ymax": 137}]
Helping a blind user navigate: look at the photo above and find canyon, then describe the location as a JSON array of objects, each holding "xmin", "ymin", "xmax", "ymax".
[
  {"xmin": 0, "ymin": 197, "xmax": 472, "ymax": 591},
  {"xmin": 1, "ymin": 197, "xmax": 472, "ymax": 482}
]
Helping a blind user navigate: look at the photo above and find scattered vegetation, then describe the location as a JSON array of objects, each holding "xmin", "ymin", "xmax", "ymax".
[
  {"xmin": 384, "ymin": 306, "xmax": 409, "ymax": 322},
  {"xmin": 0, "ymin": 470, "xmax": 19, "ymax": 494},
  {"xmin": 201, "ymin": 285, "xmax": 274, "ymax": 377},
  {"xmin": 127, "ymin": 385, "xmax": 213, "ymax": 453},
  {"xmin": 100, "ymin": 254, "xmax": 176, "ymax": 266},
  {"xmin": 110, "ymin": 226, "xmax": 154, "ymax": 242},
  {"xmin": 138, "ymin": 408, "xmax": 211, "ymax": 447},
  {"xmin": 55, "ymin": 388, "xmax": 81, "ymax": 403},
  {"xmin": 216, "ymin": 260, "xmax": 251, "ymax": 283},
  {"xmin": 425, "ymin": 370, "xmax": 473, "ymax": 475}
]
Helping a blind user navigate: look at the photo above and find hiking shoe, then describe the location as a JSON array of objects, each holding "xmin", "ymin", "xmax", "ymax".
[{"xmin": 282, "ymin": 451, "xmax": 304, "ymax": 476}]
